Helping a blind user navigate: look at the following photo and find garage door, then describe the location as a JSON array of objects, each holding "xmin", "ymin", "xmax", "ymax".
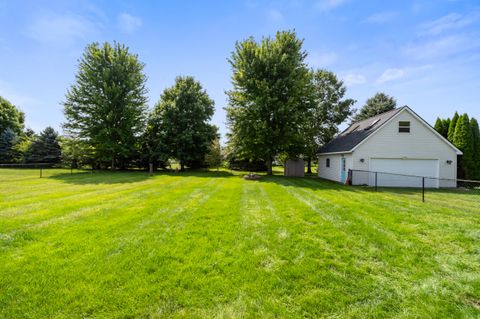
[{"xmin": 369, "ymin": 158, "xmax": 439, "ymax": 188}]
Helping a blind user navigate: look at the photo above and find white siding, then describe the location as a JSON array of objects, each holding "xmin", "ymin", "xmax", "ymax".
[
  {"xmin": 318, "ymin": 154, "xmax": 352, "ymax": 183},
  {"xmin": 351, "ymin": 109, "xmax": 458, "ymax": 188}
]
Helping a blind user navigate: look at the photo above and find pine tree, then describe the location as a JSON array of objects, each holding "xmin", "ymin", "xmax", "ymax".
[
  {"xmin": 447, "ymin": 112, "xmax": 459, "ymax": 142},
  {"xmin": 352, "ymin": 92, "xmax": 396, "ymax": 122},
  {"xmin": 434, "ymin": 117, "xmax": 449, "ymax": 138},
  {"xmin": 470, "ymin": 117, "xmax": 480, "ymax": 179},
  {"xmin": 453, "ymin": 114, "xmax": 474, "ymax": 179},
  {"xmin": 0, "ymin": 128, "xmax": 20, "ymax": 163},
  {"xmin": 25, "ymin": 127, "xmax": 61, "ymax": 164}
]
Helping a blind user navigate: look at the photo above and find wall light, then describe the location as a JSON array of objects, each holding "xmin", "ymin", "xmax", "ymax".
[
  {"xmin": 446, "ymin": 160, "xmax": 453, "ymax": 165},
  {"xmin": 360, "ymin": 158, "xmax": 365, "ymax": 163}
]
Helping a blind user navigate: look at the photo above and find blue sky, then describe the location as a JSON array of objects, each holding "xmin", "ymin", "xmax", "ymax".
[{"xmin": 0, "ymin": 0, "xmax": 479, "ymax": 139}]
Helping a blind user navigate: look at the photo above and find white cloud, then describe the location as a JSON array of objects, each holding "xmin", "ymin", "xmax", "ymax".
[
  {"xmin": 419, "ymin": 12, "xmax": 479, "ymax": 36},
  {"xmin": 376, "ymin": 68, "xmax": 405, "ymax": 84},
  {"xmin": 315, "ymin": 0, "xmax": 346, "ymax": 11},
  {"xmin": 118, "ymin": 13, "xmax": 142, "ymax": 34},
  {"xmin": 308, "ymin": 51, "xmax": 337, "ymax": 67},
  {"xmin": 343, "ymin": 74, "xmax": 366, "ymax": 86},
  {"xmin": 26, "ymin": 14, "xmax": 96, "ymax": 46},
  {"xmin": 364, "ymin": 11, "xmax": 397, "ymax": 24}
]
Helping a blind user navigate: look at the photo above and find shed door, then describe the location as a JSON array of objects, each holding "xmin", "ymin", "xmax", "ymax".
[{"xmin": 369, "ymin": 158, "xmax": 439, "ymax": 188}]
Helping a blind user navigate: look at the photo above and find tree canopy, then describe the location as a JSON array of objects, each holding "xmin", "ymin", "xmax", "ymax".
[
  {"xmin": 146, "ymin": 76, "xmax": 217, "ymax": 170},
  {"xmin": 302, "ymin": 69, "xmax": 355, "ymax": 172},
  {"xmin": 447, "ymin": 112, "xmax": 459, "ymax": 142},
  {"xmin": 225, "ymin": 30, "xmax": 311, "ymax": 174},
  {"xmin": 63, "ymin": 41, "xmax": 148, "ymax": 169},
  {"xmin": 352, "ymin": 92, "xmax": 396, "ymax": 122},
  {"xmin": 0, "ymin": 96, "xmax": 24, "ymax": 135}
]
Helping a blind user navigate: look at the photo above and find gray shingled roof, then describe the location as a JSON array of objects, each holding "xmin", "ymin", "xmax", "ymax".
[{"xmin": 317, "ymin": 107, "xmax": 404, "ymax": 154}]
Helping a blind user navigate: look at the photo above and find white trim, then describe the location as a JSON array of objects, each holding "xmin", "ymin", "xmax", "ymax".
[
  {"xmin": 317, "ymin": 151, "xmax": 353, "ymax": 156},
  {"xmin": 351, "ymin": 107, "xmax": 463, "ymax": 155}
]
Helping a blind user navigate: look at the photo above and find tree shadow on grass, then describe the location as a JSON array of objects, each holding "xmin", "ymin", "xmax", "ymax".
[{"xmin": 48, "ymin": 169, "xmax": 237, "ymax": 185}]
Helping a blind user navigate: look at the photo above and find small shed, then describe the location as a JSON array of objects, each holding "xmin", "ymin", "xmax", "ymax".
[{"xmin": 284, "ymin": 158, "xmax": 305, "ymax": 177}]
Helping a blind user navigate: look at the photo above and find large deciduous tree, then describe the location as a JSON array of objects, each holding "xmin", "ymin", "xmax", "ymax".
[
  {"xmin": 0, "ymin": 96, "xmax": 24, "ymax": 135},
  {"xmin": 226, "ymin": 30, "xmax": 311, "ymax": 174},
  {"xmin": 63, "ymin": 42, "xmax": 148, "ymax": 170},
  {"xmin": 146, "ymin": 76, "xmax": 217, "ymax": 171},
  {"xmin": 302, "ymin": 69, "xmax": 356, "ymax": 173},
  {"xmin": 352, "ymin": 92, "xmax": 396, "ymax": 122},
  {"xmin": 25, "ymin": 127, "xmax": 61, "ymax": 164}
]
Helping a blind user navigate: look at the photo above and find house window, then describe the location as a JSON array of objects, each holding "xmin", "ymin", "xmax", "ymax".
[
  {"xmin": 399, "ymin": 121, "xmax": 410, "ymax": 133},
  {"xmin": 326, "ymin": 158, "xmax": 330, "ymax": 167}
]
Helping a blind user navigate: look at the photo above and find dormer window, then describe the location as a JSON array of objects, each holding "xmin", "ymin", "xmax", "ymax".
[{"xmin": 399, "ymin": 121, "xmax": 410, "ymax": 133}]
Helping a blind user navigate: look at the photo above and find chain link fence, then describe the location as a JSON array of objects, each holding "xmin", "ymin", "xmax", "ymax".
[{"xmin": 349, "ymin": 169, "xmax": 480, "ymax": 202}]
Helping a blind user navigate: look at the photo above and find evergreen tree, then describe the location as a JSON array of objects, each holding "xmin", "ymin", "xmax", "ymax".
[
  {"xmin": 63, "ymin": 42, "xmax": 148, "ymax": 169},
  {"xmin": 352, "ymin": 92, "xmax": 396, "ymax": 122},
  {"xmin": 0, "ymin": 128, "xmax": 20, "ymax": 163},
  {"xmin": 453, "ymin": 114, "xmax": 474, "ymax": 179},
  {"xmin": 470, "ymin": 118, "xmax": 480, "ymax": 179},
  {"xmin": 447, "ymin": 112, "xmax": 459, "ymax": 142},
  {"xmin": 205, "ymin": 138, "xmax": 223, "ymax": 171},
  {"xmin": 25, "ymin": 127, "xmax": 61, "ymax": 164}
]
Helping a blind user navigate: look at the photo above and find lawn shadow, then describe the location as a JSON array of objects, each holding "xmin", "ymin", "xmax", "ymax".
[{"xmin": 48, "ymin": 169, "xmax": 237, "ymax": 185}]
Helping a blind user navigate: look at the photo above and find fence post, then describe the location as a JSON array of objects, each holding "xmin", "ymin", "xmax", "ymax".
[
  {"xmin": 422, "ymin": 177, "xmax": 425, "ymax": 202},
  {"xmin": 375, "ymin": 172, "xmax": 378, "ymax": 192}
]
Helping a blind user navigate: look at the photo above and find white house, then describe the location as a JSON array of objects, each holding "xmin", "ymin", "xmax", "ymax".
[{"xmin": 317, "ymin": 106, "xmax": 462, "ymax": 188}]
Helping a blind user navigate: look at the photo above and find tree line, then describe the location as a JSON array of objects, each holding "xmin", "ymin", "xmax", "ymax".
[
  {"xmin": 434, "ymin": 113, "xmax": 480, "ymax": 180},
  {"xmin": 1, "ymin": 30, "xmax": 467, "ymax": 176}
]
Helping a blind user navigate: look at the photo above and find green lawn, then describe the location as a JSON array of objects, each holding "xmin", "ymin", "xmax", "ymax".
[{"xmin": 0, "ymin": 169, "xmax": 479, "ymax": 318}]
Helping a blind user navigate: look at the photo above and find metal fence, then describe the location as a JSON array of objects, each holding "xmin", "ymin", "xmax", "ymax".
[
  {"xmin": 349, "ymin": 169, "xmax": 480, "ymax": 202},
  {"xmin": 0, "ymin": 163, "xmax": 93, "ymax": 178}
]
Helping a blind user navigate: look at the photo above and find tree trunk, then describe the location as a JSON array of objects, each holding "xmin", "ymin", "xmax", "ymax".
[
  {"xmin": 111, "ymin": 156, "xmax": 115, "ymax": 171},
  {"xmin": 180, "ymin": 162, "xmax": 185, "ymax": 171},
  {"xmin": 266, "ymin": 156, "xmax": 273, "ymax": 175},
  {"xmin": 307, "ymin": 157, "xmax": 312, "ymax": 174}
]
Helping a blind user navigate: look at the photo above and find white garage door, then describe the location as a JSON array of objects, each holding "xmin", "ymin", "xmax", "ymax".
[{"xmin": 369, "ymin": 158, "xmax": 439, "ymax": 188}]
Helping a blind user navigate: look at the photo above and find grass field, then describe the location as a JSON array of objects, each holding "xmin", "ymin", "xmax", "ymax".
[{"xmin": 0, "ymin": 168, "xmax": 479, "ymax": 318}]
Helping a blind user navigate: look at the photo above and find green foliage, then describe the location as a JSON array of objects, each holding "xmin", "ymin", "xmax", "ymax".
[
  {"xmin": 470, "ymin": 118, "xmax": 480, "ymax": 179},
  {"xmin": 0, "ymin": 96, "xmax": 24, "ymax": 136},
  {"xmin": 434, "ymin": 117, "xmax": 449, "ymax": 138},
  {"xmin": 226, "ymin": 30, "xmax": 311, "ymax": 174},
  {"xmin": 147, "ymin": 76, "xmax": 217, "ymax": 170},
  {"xmin": 25, "ymin": 127, "xmax": 61, "ymax": 164},
  {"xmin": 302, "ymin": 69, "xmax": 355, "ymax": 171},
  {"xmin": 0, "ymin": 128, "xmax": 20, "ymax": 163},
  {"xmin": 453, "ymin": 114, "xmax": 474, "ymax": 179},
  {"xmin": 63, "ymin": 42, "xmax": 148, "ymax": 169},
  {"xmin": 60, "ymin": 136, "xmax": 95, "ymax": 168},
  {"xmin": 205, "ymin": 138, "xmax": 223, "ymax": 170},
  {"xmin": 447, "ymin": 112, "xmax": 459, "ymax": 142},
  {"xmin": 352, "ymin": 92, "xmax": 397, "ymax": 122}
]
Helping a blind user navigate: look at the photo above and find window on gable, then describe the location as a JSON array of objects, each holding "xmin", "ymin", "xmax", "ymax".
[
  {"xmin": 326, "ymin": 158, "xmax": 330, "ymax": 167},
  {"xmin": 399, "ymin": 121, "xmax": 410, "ymax": 133}
]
